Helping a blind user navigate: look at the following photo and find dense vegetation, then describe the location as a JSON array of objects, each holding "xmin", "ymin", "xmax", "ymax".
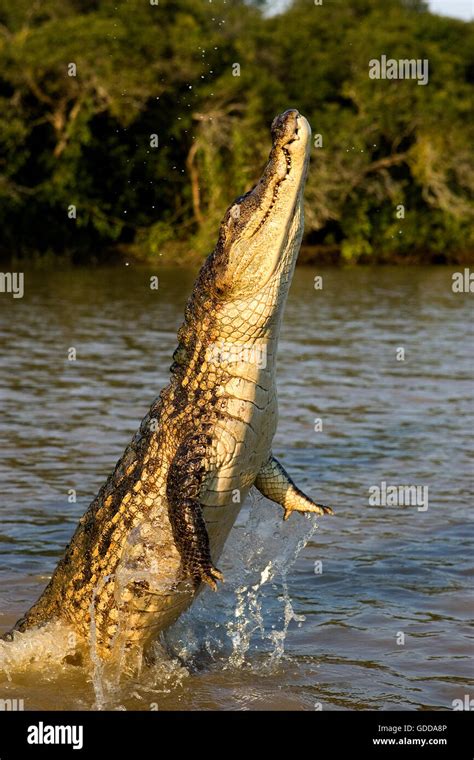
[{"xmin": 0, "ymin": 0, "xmax": 472, "ymax": 265}]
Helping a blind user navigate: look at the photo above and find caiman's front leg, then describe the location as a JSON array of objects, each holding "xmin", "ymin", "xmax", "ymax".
[
  {"xmin": 255, "ymin": 455, "xmax": 334, "ymax": 521},
  {"xmin": 166, "ymin": 437, "xmax": 223, "ymax": 591}
]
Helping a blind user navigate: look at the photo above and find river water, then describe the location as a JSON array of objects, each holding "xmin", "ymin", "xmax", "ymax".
[{"xmin": 0, "ymin": 265, "xmax": 472, "ymax": 710}]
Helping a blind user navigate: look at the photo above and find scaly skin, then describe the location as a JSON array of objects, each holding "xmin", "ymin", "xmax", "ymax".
[{"xmin": 4, "ymin": 110, "xmax": 333, "ymax": 661}]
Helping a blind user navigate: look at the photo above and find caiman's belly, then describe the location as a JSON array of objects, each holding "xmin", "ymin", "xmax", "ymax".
[
  {"xmin": 95, "ymin": 380, "xmax": 277, "ymax": 659},
  {"xmin": 202, "ymin": 386, "xmax": 278, "ymax": 560}
]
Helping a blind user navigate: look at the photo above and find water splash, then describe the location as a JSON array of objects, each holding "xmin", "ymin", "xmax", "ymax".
[
  {"xmin": 89, "ymin": 636, "xmax": 188, "ymax": 711},
  {"xmin": 265, "ymin": 573, "xmax": 306, "ymax": 670},
  {"xmin": 226, "ymin": 493, "xmax": 318, "ymax": 669},
  {"xmin": 0, "ymin": 620, "xmax": 77, "ymax": 681},
  {"xmin": 226, "ymin": 563, "xmax": 272, "ymax": 668},
  {"xmin": 166, "ymin": 489, "xmax": 320, "ymax": 671},
  {"xmin": 88, "ymin": 573, "xmax": 119, "ymax": 710}
]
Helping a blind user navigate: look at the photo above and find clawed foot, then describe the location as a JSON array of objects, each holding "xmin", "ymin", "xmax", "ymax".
[
  {"xmin": 200, "ymin": 565, "xmax": 224, "ymax": 591},
  {"xmin": 188, "ymin": 562, "xmax": 224, "ymax": 591},
  {"xmin": 283, "ymin": 503, "xmax": 334, "ymax": 521}
]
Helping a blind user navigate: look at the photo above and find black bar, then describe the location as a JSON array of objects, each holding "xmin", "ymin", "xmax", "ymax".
[{"xmin": 0, "ymin": 710, "xmax": 472, "ymax": 758}]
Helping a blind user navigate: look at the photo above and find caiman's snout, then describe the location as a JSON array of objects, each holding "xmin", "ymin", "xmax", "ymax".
[
  {"xmin": 271, "ymin": 109, "xmax": 311, "ymax": 154},
  {"xmin": 271, "ymin": 109, "xmax": 299, "ymax": 144},
  {"xmin": 271, "ymin": 109, "xmax": 300, "ymax": 146}
]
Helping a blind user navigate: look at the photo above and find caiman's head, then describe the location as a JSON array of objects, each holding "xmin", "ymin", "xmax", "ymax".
[
  {"xmin": 210, "ymin": 108, "xmax": 311, "ymax": 301},
  {"xmin": 181, "ymin": 109, "xmax": 311, "ymax": 354}
]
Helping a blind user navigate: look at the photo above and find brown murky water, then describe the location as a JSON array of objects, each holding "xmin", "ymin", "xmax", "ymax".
[{"xmin": 0, "ymin": 265, "xmax": 472, "ymax": 710}]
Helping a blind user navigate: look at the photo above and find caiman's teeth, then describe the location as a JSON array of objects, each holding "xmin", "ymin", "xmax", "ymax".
[{"xmin": 249, "ymin": 147, "xmax": 292, "ymax": 239}]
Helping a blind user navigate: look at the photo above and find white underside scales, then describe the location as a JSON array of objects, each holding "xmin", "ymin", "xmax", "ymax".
[{"xmin": 202, "ymin": 354, "xmax": 278, "ymax": 560}]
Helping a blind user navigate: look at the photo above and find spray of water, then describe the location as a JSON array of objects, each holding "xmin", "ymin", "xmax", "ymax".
[
  {"xmin": 0, "ymin": 620, "xmax": 77, "ymax": 680},
  {"xmin": 226, "ymin": 492, "xmax": 317, "ymax": 670},
  {"xmin": 166, "ymin": 489, "xmax": 319, "ymax": 673}
]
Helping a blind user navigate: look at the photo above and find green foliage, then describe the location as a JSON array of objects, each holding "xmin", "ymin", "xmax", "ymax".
[{"xmin": 0, "ymin": 0, "xmax": 472, "ymax": 263}]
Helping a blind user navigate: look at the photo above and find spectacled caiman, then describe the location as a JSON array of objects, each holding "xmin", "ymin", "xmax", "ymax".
[{"xmin": 3, "ymin": 109, "xmax": 333, "ymax": 662}]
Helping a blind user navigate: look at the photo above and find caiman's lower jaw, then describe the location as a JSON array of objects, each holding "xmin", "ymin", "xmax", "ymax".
[{"xmin": 249, "ymin": 111, "xmax": 310, "ymax": 238}]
